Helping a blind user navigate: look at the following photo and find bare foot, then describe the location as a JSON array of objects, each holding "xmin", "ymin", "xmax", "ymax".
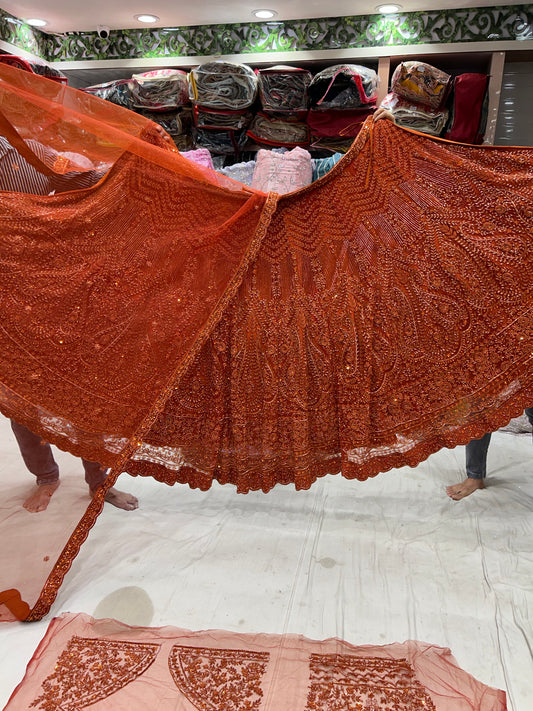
[
  {"xmin": 90, "ymin": 486, "xmax": 139, "ymax": 511},
  {"xmin": 446, "ymin": 477, "xmax": 485, "ymax": 501},
  {"xmin": 23, "ymin": 481, "xmax": 60, "ymax": 513}
]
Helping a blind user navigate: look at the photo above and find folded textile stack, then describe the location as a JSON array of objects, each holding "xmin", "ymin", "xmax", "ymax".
[
  {"xmin": 0, "ymin": 54, "xmax": 67, "ymax": 83},
  {"xmin": 130, "ymin": 69, "xmax": 190, "ymax": 110},
  {"xmin": 251, "ymin": 146, "xmax": 313, "ymax": 193},
  {"xmin": 312, "ymin": 152, "xmax": 344, "ymax": 182},
  {"xmin": 380, "ymin": 93, "xmax": 448, "ymax": 136},
  {"xmin": 257, "ymin": 65, "xmax": 312, "ymax": 112},
  {"xmin": 444, "ymin": 73, "xmax": 489, "ymax": 143},
  {"xmin": 391, "ymin": 60, "xmax": 451, "ymax": 109},
  {"xmin": 217, "ymin": 159, "xmax": 256, "ymax": 186},
  {"xmin": 190, "ymin": 61, "xmax": 257, "ymax": 154},
  {"xmin": 82, "ymin": 78, "xmax": 133, "ymax": 109},
  {"xmin": 307, "ymin": 64, "xmax": 378, "ymax": 151},
  {"xmin": 189, "ymin": 61, "xmax": 258, "ymax": 109},
  {"xmin": 194, "ymin": 105, "xmax": 253, "ymax": 130},
  {"xmin": 180, "ymin": 147, "xmax": 215, "ymax": 170},
  {"xmin": 251, "ymin": 66, "xmax": 312, "ymax": 148},
  {"xmin": 247, "ymin": 112, "xmax": 310, "ymax": 147},
  {"xmin": 140, "ymin": 108, "xmax": 193, "ymax": 151},
  {"xmin": 382, "ymin": 61, "xmax": 451, "ymax": 136}
]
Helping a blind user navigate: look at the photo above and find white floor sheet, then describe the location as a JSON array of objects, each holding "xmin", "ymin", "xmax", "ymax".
[{"xmin": 0, "ymin": 414, "xmax": 532, "ymax": 710}]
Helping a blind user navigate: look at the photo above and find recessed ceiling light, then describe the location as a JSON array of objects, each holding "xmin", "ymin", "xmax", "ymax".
[
  {"xmin": 134, "ymin": 14, "xmax": 159, "ymax": 23},
  {"xmin": 252, "ymin": 9, "xmax": 278, "ymax": 19},
  {"xmin": 376, "ymin": 4, "xmax": 402, "ymax": 13},
  {"xmin": 26, "ymin": 18, "xmax": 47, "ymax": 27}
]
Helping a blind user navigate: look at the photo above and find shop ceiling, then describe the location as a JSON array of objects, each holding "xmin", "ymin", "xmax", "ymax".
[{"xmin": 0, "ymin": 1, "xmax": 520, "ymax": 33}]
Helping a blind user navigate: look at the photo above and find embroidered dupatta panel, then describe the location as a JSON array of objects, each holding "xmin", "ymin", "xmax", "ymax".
[
  {"xmin": 4, "ymin": 612, "xmax": 506, "ymax": 710},
  {"xmin": 0, "ymin": 63, "xmax": 531, "ymax": 620}
]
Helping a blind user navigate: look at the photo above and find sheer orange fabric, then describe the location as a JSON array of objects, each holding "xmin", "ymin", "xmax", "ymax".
[
  {"xmin": 5, "ymin": 612, "xmax": 506, "ymax": 710},
  {"xmin": 0, "ymin": 62, "xmax": 532, "ymax": 619}
]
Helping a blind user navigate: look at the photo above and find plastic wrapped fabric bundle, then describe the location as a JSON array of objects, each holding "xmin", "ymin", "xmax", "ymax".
[
  {"xmin": 0, "ymin": 62, "xmax": 532, "ymax": 620},
  {"xmin": 194, "ymin": 126, "xmax": 249, "ymax": 154},
  {"xmin": 189, "ymin": 61, "xmax": 258, "ymax": 109},
  {"xmin": 194, "ymin": 106, "xmax": 252, "ymax": 130},
  {"xmin": 0, "ymin": 54, "xmax": 67, "ymax": 83},
  {"xmin": 173, "ymin": 133, "xmax": 194, "ymax": 151},
  {"xmin": 380, "ymin": 93, "xmax": 449, "ymax": 136},
  {"xmin": 308, "ymin": 64, "xmax": 378, "ymax": 109},
  {"xmin": 257, "ymin": 65, "xmax": 312, "ymax": 112},
  {"xmin": 82, "ymin": 79, "xmax": 132, "ymax": 109},
  {"xmin": 247, "ymin": 113, "xmax": 310, "ymax": 147},
  {"xmin": 391, "ymin": 61, "xmax": 451, "ymax": 110},
  {"xmin": 140, "ymin": 108, "xmax": 192, "ymax": 138},
  {"xmin": 129, "ymin": 69, "xmax": 190, "ymax": 110},
  {"xmin": 307, "ymin": 108, "xmax": 375, "ymax": 139}
]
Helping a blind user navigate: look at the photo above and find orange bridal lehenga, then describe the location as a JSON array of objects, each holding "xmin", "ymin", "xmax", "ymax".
[{"xmin": 0, "ymin": 62, "xmax": 532, "ymax": 620}]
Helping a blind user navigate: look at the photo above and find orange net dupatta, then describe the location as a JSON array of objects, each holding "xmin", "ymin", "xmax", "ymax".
[
  {"xmin": 4, "ymin": 612, "xmax": 506, "ymax": 710},
  {"xmin": 0, "ymin": 62, "xmax": 532, "ymax": 620}
]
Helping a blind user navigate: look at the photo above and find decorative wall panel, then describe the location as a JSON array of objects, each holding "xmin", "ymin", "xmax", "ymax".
[{"xmin": 0, "ymin": 5, "xmax": 532, "ymax": 63}]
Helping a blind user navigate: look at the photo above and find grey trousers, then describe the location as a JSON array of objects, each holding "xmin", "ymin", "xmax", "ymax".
[
  {"xmin": 10, "ymin": 419, "xmax": 107, "ymax": 489},
  {"xmin": 466, "ymin": 407, "xmax": 533, "ymax": 479}
]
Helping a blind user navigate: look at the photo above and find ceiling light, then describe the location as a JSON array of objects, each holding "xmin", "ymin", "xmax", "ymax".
[
  {"xmin": 376, "ymin": 4, "xmax": 402, "ymax": 13},
  {"xmin": 252, "ymin": 9, "xmax": 278, "ymax": 19},
  {"xmin": 26, "ymin": 18, "xmax": 47, "ymax": 27},
  {"xmin": 134, "ymin": 14, "xmax": 159, "ymax": 23}
]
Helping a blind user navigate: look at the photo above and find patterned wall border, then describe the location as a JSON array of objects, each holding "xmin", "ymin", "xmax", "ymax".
[
  {"xmin": 0, "ymin": 9, "xmax": 48, "ymax": 57},
  {"xmin": 0, "ymin": 5, "xmax": 532, "ymax": 63}
]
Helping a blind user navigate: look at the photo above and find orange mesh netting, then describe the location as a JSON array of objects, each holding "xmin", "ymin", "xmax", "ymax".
[
  {"xmin": 4, "ymin": 612, "xmax": 507, "ymax": 710},
  {"xmin": 0, "ymin": 62, "xmax": 532, "ymax": 619}
]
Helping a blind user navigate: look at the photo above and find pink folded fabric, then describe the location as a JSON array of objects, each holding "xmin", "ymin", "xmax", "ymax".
[
  {"xmin": 251, "ymin": 146, "xmax": 312, "ymax": 194},
  {"xmin": 180, "ymin": 147, "xmax": 215, "ymax": 170}
]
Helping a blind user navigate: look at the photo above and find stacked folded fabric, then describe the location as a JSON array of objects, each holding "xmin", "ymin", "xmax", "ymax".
[
  {"xmin": 81, "ymin": 78, "xmax": 133, "ymax": 109},
  {"xmin": 311, "ymin": 152, "xmax": 343, "ymax": 182},
  {"xmin": 217, "ymin": 159, "xmax": 256, "ymax": 186},
  {"xmin": 129, "ymin": 69, "xmax": 190, "ymax": 110},
  {"xmin": 444, "ymin": 73, "xmax": 489, "ymax": 143},
  {"xmin": 247, "ymin": 113, "xmax": 310, "ymax": 147},
  {"xmin": 251, "ymin": 146, "xmax": 313, "ymax": 193},
  {"xmin": 189, "ymin": 61, "xmax": 257, "ymax": 154},
  {"xmin": 381, "ymin": 61, "xmax": 451, "ymax": 136},
  {"xmin": 380, "ymin": 93, "xmax": 449, "ymax": 136},
  {"xmin": 307, "ymin": 64, "xmax": 379, "ymax": 151},
  {"xmin": 0, "ymin": 54, "xmax": 67, "ymax": 82},
  {"xmin": 250, "ymin": 66, "xmax": 312, "ymax": 148},
  {"xmin": 140, "ymin": 108, "xmax": 193, "ymax": 151},
  {"xmin": 257, "ymin": 65, "xmax": 312, "ymax": 112}
]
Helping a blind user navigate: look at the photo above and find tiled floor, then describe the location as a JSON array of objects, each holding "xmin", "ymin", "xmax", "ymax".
[{"xmin": 1, "ymin": 414, "xmax": 532, "ymax": 709}]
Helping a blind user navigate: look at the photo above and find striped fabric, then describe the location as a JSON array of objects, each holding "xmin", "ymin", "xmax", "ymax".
[{"xmin": 0, "ymin": 137, "xmax": 103, "ymax": 195}]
